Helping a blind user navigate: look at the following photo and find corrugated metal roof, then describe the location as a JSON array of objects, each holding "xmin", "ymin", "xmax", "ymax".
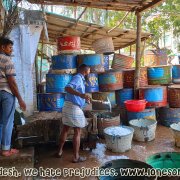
[{"xmin": 43, "ymin": 12, "xmax": 151, "ymax": 50}]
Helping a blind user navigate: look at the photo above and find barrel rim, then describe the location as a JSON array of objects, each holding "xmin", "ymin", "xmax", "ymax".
[
  {"xmin": 139, "ymin": 86, "xmax": 167, "ymax": 89},
  {"xmin": 168, "ymin": 85, "xmax": 180, "ymax": 89},
  {"xmin": 98, "ymin": 69, "xmax": 123, "ymax": 75},
  {"xmin": 145, "ymin": 151, "xmax": 180, "ymax": 163},
  {"xmin": 147, "ymin": 65, "xmax": 172, "ymax": 68},
  {"xmin": 129, "ymin": 118, "xmax": 157, "ymax": 128},
  {"xmin": 77, "ymin": 53, "xmax": 103, "ymax": 56},
  {"xmin": 170, "ymin": 123, "xmax": 180, "ymax": 132},
  {"xmin": 104, "ymin": 125, "xmax": 134, "ymax": 137},
  {"xmin": 52, "ymin": 54, "xmax": 77, "ymax": 58}
]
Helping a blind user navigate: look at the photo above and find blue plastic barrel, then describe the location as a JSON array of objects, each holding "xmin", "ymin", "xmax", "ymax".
[
  {"xmin": 103, "ymin": 55, "xmax": 109, "ymax": 71},
  {"xmin": 143, "ymin": 88, "xmax": 163, "ymax": 102},
  {"xmin": 127, "ymin": 108, "xmax": 156, "ymax": 121},
  {"xmin": 157, "ymin": 107, "xmax": 180, "ymax": 127},
  {"xmin": 46, "ymin": 74, "xmax": 72, "ymax": 93},
  {"xmin": 37, "ymin": 93, "xmax": 65, "ymax": 112},
  {"xmin": 52, "ymin": 54, "xmax": 77, "ymax": 69},
  {"xmin": 116, "ymin": 88, "xmax": 133, "ymax": 107},
  {"xmin": 92, "ymin": 92, "xmax": 116, "ymax": 109},
  {"xmin": 85, "ymin": 73, "xmax": 99, "ymax": 93},
  {"xmin": 77, "ymin": 54, "xmax": 104, "ymax": 73},
  {"xmin": 172, "ymin": 65, "xmax": 180, "ymax": 83},
  {"xmin": 147, "ymin": 66, "xmax": 172, "ymax": 85}
]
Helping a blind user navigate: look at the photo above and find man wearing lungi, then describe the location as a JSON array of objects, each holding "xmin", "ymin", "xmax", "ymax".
[{"xmin": 58, "ymin": 64, "xmax": 91, "ymax": 163}]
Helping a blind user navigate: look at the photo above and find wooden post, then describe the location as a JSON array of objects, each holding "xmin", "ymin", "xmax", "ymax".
[
  {"xmin": 130, "ymin": 45, "xmax": 132, "ymax": 56},
  {"xmin": 134, "ymin": 12, "xmax": 142, "ymax": 99}
]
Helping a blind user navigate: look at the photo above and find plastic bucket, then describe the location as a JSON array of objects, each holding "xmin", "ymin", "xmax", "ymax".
[
  {"xmin": 104, "ymin": 126, "xmax": 134, "ymax": 153},
  {"xmin": 129, "ymin": 119, "xmax": 157, "ymax": 142},
  {"xmin": 170, "ymin": 123, "xmax": 180, "ymax": 147}
]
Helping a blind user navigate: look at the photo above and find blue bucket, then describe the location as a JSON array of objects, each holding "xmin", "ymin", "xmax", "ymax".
[
  {"xmin": 85, "ymin": 73, "xmax": 99, "ymax": 93},
  {"xmin": 51, "ymin": 54, "xmax": 77, "ymax": 70},
  {"xmin": 116, "ymin": 88, "xmax": 133, "ymax": 107},
  {"xmin": 127, "ymin": 108, "xmax": 156, "ymax": 121},
  {"xmin": 46, "ymin": 74, "xmax": 72, "ymax": 93},
  {"xmin": 37, "ymin": 93, "xmax": 65, "ymax": 112}
]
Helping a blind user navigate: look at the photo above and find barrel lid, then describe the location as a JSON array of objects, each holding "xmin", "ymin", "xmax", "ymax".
[{"xmin": 168, "ymin": 85, "xmax": 180, "ymax": 89}]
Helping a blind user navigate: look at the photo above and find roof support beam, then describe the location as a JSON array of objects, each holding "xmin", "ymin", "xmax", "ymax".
[
  {"xmin": 138, "ymin": 0, "xmax": 164, "ymax": 13},
  {"xmin": 108, "ymin": 12, "xmax": 130, "ymax": 33}
]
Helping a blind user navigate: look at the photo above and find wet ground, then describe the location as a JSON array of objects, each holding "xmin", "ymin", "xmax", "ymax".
[{"xmin": 34, "ymin": 125, "xmax": 180, "ymax": 180}]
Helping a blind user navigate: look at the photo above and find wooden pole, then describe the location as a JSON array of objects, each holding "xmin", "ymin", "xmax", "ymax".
[
  {"xmin": 134, "ymin": 12, "xmax": 141, "ymax": 99},
  {"xmin": 130, "ymin": 45, "xmax": 132, "ymax": 56}
]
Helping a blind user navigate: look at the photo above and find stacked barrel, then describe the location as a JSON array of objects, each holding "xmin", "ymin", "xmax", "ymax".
[
  {"xmin": 37, "ymin": 36, "xmax": 80, "ymax": 112},
  {"xmin": 80, "ymin": 37, "xmax": 119, "ymax": 111},
  {"xmin": 157, "ymin": 65, "xmax": 180, "ymax": 126}
]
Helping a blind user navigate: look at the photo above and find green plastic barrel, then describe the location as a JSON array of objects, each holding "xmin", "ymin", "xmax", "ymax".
[{"xmin": 146, "ymin": 152, "xmax": 180, "ymax": 169}]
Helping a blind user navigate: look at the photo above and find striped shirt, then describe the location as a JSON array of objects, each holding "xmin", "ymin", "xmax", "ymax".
[{"xmin": 0, "ymin": 53, "xmax": 16, "ymax": 94}]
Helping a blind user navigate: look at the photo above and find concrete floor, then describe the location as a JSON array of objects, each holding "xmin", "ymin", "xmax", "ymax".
[{"xmin": 35, "ymin": 125, "xmax": 180, "ymax": 180}]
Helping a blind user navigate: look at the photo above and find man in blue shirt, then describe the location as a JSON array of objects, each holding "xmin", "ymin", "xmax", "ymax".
[{"xmin": 57, "ymin": 64, "xmax": 91, "ymax": 163}]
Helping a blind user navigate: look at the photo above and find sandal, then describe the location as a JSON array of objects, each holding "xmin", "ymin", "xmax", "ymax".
[
  {"xmin": 1, "ymin": 149, "xmax": 19, "ymax": 157},
  {"xmin": 72, "ymin": 156, "xmax": 87, "ymax": 163}
]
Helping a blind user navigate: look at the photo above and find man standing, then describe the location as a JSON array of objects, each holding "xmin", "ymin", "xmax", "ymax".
[
  {"xmin": 57, "ymin": 64, "xmax": 91, "ymax": 163},
  {"xmin": 0, "ymin": 37, "xmax": 26, "ymax": 156}
]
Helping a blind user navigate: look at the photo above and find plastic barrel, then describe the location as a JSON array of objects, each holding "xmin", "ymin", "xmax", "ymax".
[
  {"xmin": 123, "ymin": 68, "xmax": 148, "ymax": 88},
  {"xmin": 46, "ymin": 74, "xmax": 72, "ymax": 93},
  {"xmin": 139, "ymin": 86, "xmax": 167, "ymax": 108},
  {"xmin": 85, "ymin": 73, "xmax": 99, "ymax": 93},
  {"xmin": 98, "ymin": 70, "xmax": 123, "ymax": 91},
  {"xmin": 57, "ymin": 36, "xmax": 81, "ymax": 54},
  {"xmin": 51, "ymin": 54, "xmax": 77, "ymax": 74},
  {"xmin": 92, "ymin": 92, "xmax": 116, "ymax": 110},
  {"xmin": 168, "ymin": 85, "xmax": 180, "ymax": 108},
  {"xmin": 37, "ymin": 93, "xmax": 65, "ymax": 112},
  {"xmin": 77, "ymin": 54, "xmax": 104, "ymax": 73},
  {"xmin": 116, "ymin": 88, "xmax": 134, "ymax": 107},
  {"xmin": 157, "ymin": 107, "xmax": 180, "ymax": 127},
  {"xmin": 127, "ymin": 108, "xmax": 156, "ymax": 121},
  {"xmin": 103, "ymin": 55, "xmax": 109, "ymax": 71},
  {"xmin": 147, "ymin": 65, "xmax": 172, "ymax": 85},
  {"xmin": 172, "ymin": 65, "xmax": 180, "ymax": 83}
]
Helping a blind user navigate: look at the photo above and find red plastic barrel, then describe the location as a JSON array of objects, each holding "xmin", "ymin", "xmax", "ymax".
[{"xmin": 57, "ymin": 36, "xmax": 81, "ymax": 53}]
